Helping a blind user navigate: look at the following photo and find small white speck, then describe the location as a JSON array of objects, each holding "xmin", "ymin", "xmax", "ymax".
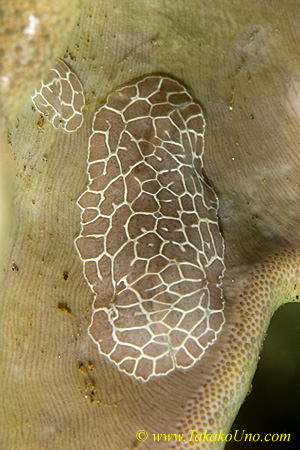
[
  {"xmin": 1, "ymin": 76, "xmax": 10, "ymax": 87},
  {"xmin": 58, "ymin": 355, "xmax": 61, "ymax": 359},
  {"xmin": 23, "ymin": 15, "xmax": 39, "ymax": 36},
  {"xmin": 228, "ymin": 106, "xmax": 233, "ymax": 111},
  {"xmin": 231, "ymin": 157, "xmax": 235, "ymax": 161}
]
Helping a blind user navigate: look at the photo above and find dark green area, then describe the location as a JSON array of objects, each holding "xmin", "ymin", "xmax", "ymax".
[{"xmin": 227, "ymin": 303, "xmax": 300, "ymax": 450}]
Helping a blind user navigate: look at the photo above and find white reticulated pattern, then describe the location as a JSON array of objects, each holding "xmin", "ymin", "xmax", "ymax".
[
  {"xmin": 31, "ymin": 59, "xmax": 85, "ymax": 132},
  {"xmin": 75, "ymin": 76, "xmax": 225, "ymax": 381}
]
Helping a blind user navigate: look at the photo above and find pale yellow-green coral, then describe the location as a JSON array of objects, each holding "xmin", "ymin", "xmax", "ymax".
[{"xmin": 0, "ymin": 0, "xmax": 86, "ymax": 117}]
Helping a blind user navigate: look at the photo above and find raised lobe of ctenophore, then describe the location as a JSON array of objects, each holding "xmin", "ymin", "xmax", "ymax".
[
  {"xmin": 31, "ymin": 59, "xmax": 85, "ymax": 132},
  {"xmin": 75, "ymin": 76, "xmax": 225, "ymax": 381}
]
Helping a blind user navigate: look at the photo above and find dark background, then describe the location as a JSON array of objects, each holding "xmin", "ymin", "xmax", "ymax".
[{"xmin": 226, "ymin": 303, "xmax": 300, "ymax": 450}]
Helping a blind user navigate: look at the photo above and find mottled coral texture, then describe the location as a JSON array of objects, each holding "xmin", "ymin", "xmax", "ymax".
[
  {"xmin": 173, "ymin": 250, "xmax": 300, "ymax": 449},
  {"xmin": 0, "ymin": 0, "xmax": 84, "ymax": 117}
]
